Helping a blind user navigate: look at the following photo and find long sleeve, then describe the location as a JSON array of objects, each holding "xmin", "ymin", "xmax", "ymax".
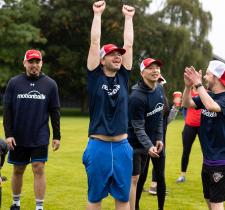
[
  {"xmin": 49, "ymin": 107, "xmax": 61, "ymax": 140},
  {"xmin": 131, "ymin": 119, "xmax": 153, "ymax": 150},
  {"xmin": 3, "ymin": 104, "xmax": 13, "ymax": 138},
  {"xmin": 129, "ymin": 95, "xmax": 153, "ymax": 150}
]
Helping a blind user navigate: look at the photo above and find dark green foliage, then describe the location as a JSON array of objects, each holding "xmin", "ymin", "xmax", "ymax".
[
  {"xmin": 0, "ymin": 0, "xmax": 46, "ymax": 91},
  {"xmin": 0, "ymin": 0, "xmax": 212, "ymax": 109}
]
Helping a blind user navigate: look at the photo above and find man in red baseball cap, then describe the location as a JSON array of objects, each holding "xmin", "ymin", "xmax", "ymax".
[
  {"xmin": 128, "ymin": 57, "xmax": 165, "ymax": 210},
  {"xmin": 4, "ymin": 49, "xmax": 61, "ymax": 210},
  {"xmin": 23, "ymin": 49, "xmax": 43, "ymax": 77},
  {"xmin": 84, "ymin": 1, "xmax": 135, "ymax": 210}
]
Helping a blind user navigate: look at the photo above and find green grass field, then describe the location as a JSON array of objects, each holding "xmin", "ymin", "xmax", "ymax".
[{"xmin": 0, "ymin": 117, "xmax": 209, "ymax": 209}]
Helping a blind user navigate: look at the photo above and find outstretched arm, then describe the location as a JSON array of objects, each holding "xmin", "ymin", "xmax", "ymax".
[
  {"xmin": 87, "ymin": 1, "xmax": 106, "ymax": 71},
  {"xmin": 122, "ymin": 5, "xmax": 135, "ymax": 70}
]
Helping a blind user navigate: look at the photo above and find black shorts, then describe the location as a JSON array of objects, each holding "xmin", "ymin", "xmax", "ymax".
[
  {"xmin": 8, "ymin": 145, "xmax": 48, "ymax": 165},
  {"xmin": 202, "ymin": 164, "xmax": 225, "ymax": 203},
  {"xmin": 132, "ymin": 151, "xmax": 148, "ymax": 176}
]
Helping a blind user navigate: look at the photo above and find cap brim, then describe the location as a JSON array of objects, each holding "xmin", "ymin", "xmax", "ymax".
[
  {"xmin": 26, "ymin": 57, "xmax": 41, "ymax": 61},
  {"xmin": 105, "ymin": 48, "xmax": 126, "ymax": 57},
  {"xmin": 151, "ymin": 60, "xmax": 162, "ymax": 67},
  {"xmin": 144, "ymin": 60, "xmax": 162, "ymax": 70}
]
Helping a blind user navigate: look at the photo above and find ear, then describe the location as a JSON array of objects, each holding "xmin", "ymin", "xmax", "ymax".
[{"xmin": 23, "ymin": 60, "xmax": 26, "ymax": 67}]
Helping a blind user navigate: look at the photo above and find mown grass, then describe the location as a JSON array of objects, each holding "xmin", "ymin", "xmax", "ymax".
[{"xmin": 0, "ymin": 117, "xmax": 212, "ymax": 209}]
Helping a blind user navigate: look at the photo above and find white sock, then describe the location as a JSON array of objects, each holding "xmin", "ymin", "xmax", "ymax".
[
  {"xmin": 36, "ymin": 199, "xmax": 44, "ymax": 210},
  {"xmin": 12, "ymin": 194, "xmax": 20, "ymax": 206}
]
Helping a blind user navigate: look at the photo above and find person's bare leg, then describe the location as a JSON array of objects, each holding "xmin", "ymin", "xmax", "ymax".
[
  {"xmin": 205, "ymin": 199, "xmax": 212, "ymax": 210},
  {"xmin": 86, "ymin": 201, "xmax": 101, "ymax": 210},
  {"xmin": 210, "ymin": 202, "xmax": 224, "ymax": 210},
  {"xmin": 32, "ymin": 162, "xmax": 46, "ymax": 199},
  {"xmin": 115, "ymin": 200, "xmax": 130, "ymax": 210},
  {"xmin": 12, "ymin": 165, "xmax": 26, "ymax": 194},
  {"xmin": 32, "ymin": 161, "xmax": 46, "ymax": 210},
  {"xmin": 11, "ymin": 165, "xmax": 26, "ymax": 206},
  {"xmin": 130, "ymin": 175, "xmax": 139, "ymax": 210}
]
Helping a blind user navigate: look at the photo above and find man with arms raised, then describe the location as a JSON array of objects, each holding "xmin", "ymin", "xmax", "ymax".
[{"xmin": 82, "ymin": 1, "xmax": 135, "ymax": 210}]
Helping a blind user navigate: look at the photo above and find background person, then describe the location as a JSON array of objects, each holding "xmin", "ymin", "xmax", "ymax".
[
  {"xmin": 182, "ymin": 60, "xmax": 225, "ymax": 210},
  {"xmin": 176, "ymin": 86, "xmax": 201, "ymax": 183},
  {"xmin": 83, "ymin": 1, "xmax": 135, "ymax": 210},
  {"xmin": 3, "ymin": 49, "xmax": 61, "ymax": 210}
]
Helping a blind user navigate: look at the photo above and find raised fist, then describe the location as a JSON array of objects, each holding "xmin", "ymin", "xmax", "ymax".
[
  {"xmin": 93, "ymin": 0, "xmax": 106, "ymax": 14},
  {"xmin": 122, "ymin": 5, "xmax": 135, "ymax": 17}
]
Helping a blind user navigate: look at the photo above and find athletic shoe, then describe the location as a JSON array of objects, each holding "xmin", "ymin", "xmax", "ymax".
[
  {"xmin": 10, "ymin": 204, "xmax": 20, "ymax": 210},
  {"xmin": 149, "ymin": 186, "xmax": 157, "ymax": 195},
  {"xmin": 176, "ymin": 176, "xmax": 185, "ymax": 183},
  {"xmin": 1, "ymin": 176, "xmax": 7, "ymax": 181}
]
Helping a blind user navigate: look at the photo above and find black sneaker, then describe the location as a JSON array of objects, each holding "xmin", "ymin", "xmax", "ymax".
[{"xmin": 10, "ymin": 204, "xmax": 20, "ymax": 210}]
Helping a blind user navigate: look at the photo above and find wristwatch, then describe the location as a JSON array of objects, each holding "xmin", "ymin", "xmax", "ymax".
[{"xmin": 194, "ymin": 83, "xmax": 203, "ymax": 89}]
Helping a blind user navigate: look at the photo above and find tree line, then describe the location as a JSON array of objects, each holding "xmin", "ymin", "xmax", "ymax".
[{"xmin": 0, "ymin": 0, "xmax": 212, "ymax": 112}]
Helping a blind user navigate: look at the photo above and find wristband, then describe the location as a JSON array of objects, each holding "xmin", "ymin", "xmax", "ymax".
[{"xmin": 194, "ymin": 83, "xmax": 203, "ymax": 89}]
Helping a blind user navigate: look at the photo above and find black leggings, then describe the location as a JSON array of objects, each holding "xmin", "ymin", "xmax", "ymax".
[
  {"xmin": 136, "ymin": 153, "xmax": 166, "ymax": 210},
  {"xmin": 181, "ymin": 124, "xmax": 200, "ymax": 172}
]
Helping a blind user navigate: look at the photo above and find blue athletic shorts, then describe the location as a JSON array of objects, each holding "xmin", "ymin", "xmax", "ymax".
[
  {"xmin": 8, "ymin": 145, "xmax": 48, "ymax": 165},
  {"xmin": 82, "ymin": 138, "xmax": 133, "ymax": 203}
]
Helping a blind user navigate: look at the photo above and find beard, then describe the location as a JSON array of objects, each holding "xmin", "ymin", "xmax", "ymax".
[
  {"xmin": 107, "ymin": 63, "xmax": 120, "ymax": 72},
  {"xmin": 205, "ymin": 82, "xmax": 212, "ymax": 91}
]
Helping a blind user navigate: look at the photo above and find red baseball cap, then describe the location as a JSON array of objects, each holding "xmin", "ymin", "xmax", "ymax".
[
  {"xmin": 24, "ymin": 49, "xmax": 42, "ymax": 61},
  {"xmin": 100, "ymin": 44, "xmax": 126, "ymax": 59},
  {"xmin": 140, "ymin": 58, "xmax": 162, "ymax": 72}
]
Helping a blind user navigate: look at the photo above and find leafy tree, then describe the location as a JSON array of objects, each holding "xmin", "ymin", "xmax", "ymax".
[
  {"xmin": 148, "ymin": 0, "xmax": 212, "ymax": 98},
  {"xmin": 126, "ymin": 0, "xmax": 212, "ymax": 102},
  {"xmin": 0, "ymin": 0, "xmax": 213, "ymax": 110},
  {"xmin": 0, "ymin": 0, "xmax": 46, "ymax": 91}
]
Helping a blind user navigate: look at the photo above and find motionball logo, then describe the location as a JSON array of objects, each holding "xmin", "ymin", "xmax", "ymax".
[
  {"xmin": 17, "ymin": 90, "xmax": 46, "ymax": 100},
  {"xmin": 146, "ymin": 103, "xmax": 164, "ymax": 117}
]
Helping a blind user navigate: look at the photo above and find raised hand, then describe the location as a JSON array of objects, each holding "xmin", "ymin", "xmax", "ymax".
[
  {"xmin": 184, "ymin": 66, "xmax": 202, "ymax": 86},
  {"xmin": 122, "ymin": 5, "xmax": 135, "ymax": 17},
  {"xmin": 184, "ymin": 67, "xmax": 194, "ymax": 87},
  {"xmin": 93, "ymin": 0, "xmax": 106, "ymax": 14}
]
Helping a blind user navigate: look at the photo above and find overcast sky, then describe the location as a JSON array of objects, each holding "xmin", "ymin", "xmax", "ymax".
[
  {"xmin": 200, "ymin": 0, "xmax": 225, "ymax": 59},
  {"xmin": 149, "ymin": 0, "xmax": 225, "ymax": 59}
]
